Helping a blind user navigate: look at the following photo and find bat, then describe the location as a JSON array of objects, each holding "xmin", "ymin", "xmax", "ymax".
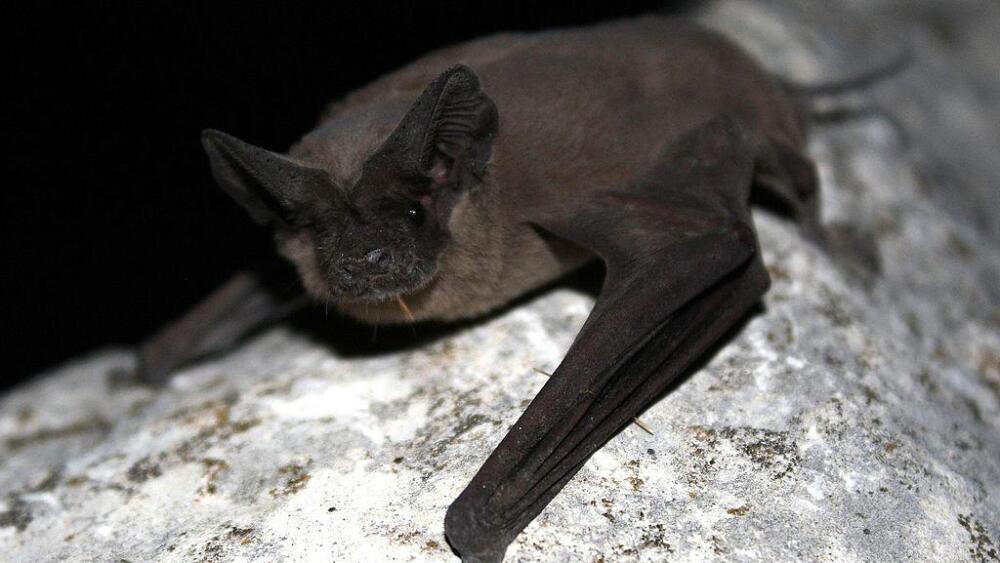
[{"xmin": 137, "ymin": 15, "xmax": 889, "ymax": 562}]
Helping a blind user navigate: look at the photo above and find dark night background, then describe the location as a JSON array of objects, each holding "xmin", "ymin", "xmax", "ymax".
[{"xmin": 3, "ymin": 1, "xmax": 676, "ymax": 391}]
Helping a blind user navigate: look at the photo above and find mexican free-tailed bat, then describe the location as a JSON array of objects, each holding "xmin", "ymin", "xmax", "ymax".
[{"xmin": 137, "ymin": 15, "xmax": 895, "ymax": 562}]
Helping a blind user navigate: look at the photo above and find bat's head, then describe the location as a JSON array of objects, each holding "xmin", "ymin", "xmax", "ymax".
[{"xmin": 201, "ymin": 66, "xmax": 498, "ymax": 308}]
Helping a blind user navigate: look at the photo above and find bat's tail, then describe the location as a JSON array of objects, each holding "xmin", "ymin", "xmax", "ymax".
[{"xmin": 780, "ymin": 48, "xmax": 913, "ymax": 99}]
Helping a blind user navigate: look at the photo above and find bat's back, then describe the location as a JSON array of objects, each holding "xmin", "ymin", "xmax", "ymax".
[{"xmin": 308, "ymin": 16, "xmax": 804, "ymax": 205}]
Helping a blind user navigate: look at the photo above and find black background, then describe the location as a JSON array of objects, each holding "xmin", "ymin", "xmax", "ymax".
[{"xmin": 3, "ymin": 1, "xmax": 678, "ymax": 391}]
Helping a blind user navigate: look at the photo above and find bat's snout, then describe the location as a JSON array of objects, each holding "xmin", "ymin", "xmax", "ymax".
[
  {"xmin": 327, "ymin": 247, "xmax": 427, "ymax": 300},
  {"xmin": 364, "ymin": 248, "xmax": 391, "ymax": 267}
]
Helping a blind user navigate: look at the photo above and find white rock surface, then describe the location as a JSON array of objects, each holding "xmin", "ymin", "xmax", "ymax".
[{"xmin": 2, "ymin": 1, "xmax": 999, "ymax": 561}]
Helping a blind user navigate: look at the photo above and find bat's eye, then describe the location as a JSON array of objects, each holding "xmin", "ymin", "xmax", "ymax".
[{"xmin": 406, "ymin": 202, "xmax": 425, "ymax": 226}]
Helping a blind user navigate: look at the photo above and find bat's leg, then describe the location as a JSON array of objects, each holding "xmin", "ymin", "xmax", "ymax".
[
  {"xmin": 445, "ymin": 115, "xmax": 770, "ymax": 562},
  {"xmin": 750, "ymin": 138, "xmax": 824, "ymax": 240},
  {"xmin": 752, "ymin": 138, "xmax": 881, "ymax": 274},
  {"xmin": 136, "ymin": 261, "xmax": 306, "ymax": 384}
]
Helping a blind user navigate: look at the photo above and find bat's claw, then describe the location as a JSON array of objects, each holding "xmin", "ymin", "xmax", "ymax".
[
  {"xmin": 444, "ymin": 499, "xmax": 510, "ymax": 563},
  {"xmin": 459, "ymin": 554, "xmax": 504, "ymax": 563},
  {"xmin": 134, "ymin": 343, "xmax": 184, "ymax": 386}
]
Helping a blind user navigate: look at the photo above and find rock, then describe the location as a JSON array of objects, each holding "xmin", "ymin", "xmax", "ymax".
[{"xmin": 2, "ymin": 1, "xmax": 999, "ymax": 561}]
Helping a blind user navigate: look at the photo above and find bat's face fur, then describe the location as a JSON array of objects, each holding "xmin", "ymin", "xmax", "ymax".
[
  {"xmin": 202, "ymin": 66, "xmax": 498, "ymax": 312},
  {"xmin": 296, "ymin": 156, "xmax": 450, "ymax": 302}
]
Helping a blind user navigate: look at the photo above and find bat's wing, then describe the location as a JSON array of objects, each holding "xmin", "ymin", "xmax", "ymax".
[
  {"xmin": 136, "ymin": 259, "xmax": 307, "ymax": 384},
  {"xmin": 445, "ymin": 116, "xmax": 772, "ymax": 562}
]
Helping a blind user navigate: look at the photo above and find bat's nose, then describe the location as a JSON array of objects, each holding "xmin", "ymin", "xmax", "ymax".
[
  {"xmin": 335, "ymin": 249, "xmax": 393, "ymax": 277},
  {"xmin": 365, "ymin": 248, "xmax": 391, "ymax": 268}
]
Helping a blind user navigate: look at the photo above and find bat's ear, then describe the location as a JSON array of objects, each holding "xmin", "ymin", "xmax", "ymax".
[
  {"xmin": 201, "ymin": 129, "xmax": 332, "ymax": 226},
  {"xmin": 383, "ymin": 65, "xmax": 499, "ymax": 187}
]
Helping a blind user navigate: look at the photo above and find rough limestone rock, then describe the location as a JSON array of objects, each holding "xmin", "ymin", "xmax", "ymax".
[{"xmin": 2, "ymin": 1, "xmax": 999, "ymax": 561}]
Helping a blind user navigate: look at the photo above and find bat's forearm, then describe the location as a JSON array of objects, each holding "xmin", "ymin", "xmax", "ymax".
[{"xmin": 136, "ymin": 264, "xmax": 306, "ymax": 384}]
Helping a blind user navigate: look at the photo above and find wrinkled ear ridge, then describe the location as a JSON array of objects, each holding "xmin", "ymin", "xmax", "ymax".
[
  {"xmin": 385, "ymin": 65, "xmax": 499, "ymax": 184},
  {"xmin": 425, "ymin": 66, "xmax": 499, "ymax": 179},
  {"xmin": 201, "ymin": 129, "xmax": 329, "ymax": 226}
]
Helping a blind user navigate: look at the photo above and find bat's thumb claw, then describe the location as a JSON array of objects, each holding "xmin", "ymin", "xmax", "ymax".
[{"xmin": 444, "ymin": 499, "xmax": 509, "ymax": 563}]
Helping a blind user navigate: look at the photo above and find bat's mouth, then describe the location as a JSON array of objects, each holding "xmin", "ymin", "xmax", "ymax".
[{"xmin": 327, "ymin": 257, "xmax": 436, "ymax": 304}]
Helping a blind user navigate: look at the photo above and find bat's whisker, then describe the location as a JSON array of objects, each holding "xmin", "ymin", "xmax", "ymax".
[
  {"xmin": 632, "ymin": 417, "xmax": 654, "ymax": 435},
  {"xmin": 396, "ymin": 295, "xmax": 416, "ymax": 323}
]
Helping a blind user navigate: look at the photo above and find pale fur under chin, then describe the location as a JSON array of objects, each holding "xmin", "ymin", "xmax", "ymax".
[{"xmin": 274, "ymin": 187, "xmax": 508, "ymax": 325}]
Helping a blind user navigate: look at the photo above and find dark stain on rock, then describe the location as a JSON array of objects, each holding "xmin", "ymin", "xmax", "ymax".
[
  {"xmin": 15, "ymin": 405, "xmax": 35, "ymax": 425},
  {"xmin": 127, "ymin": 456, "xmax": 163, "ymax": 483},
  {"xmin": 159, "ymin": 399, "xmax": 260, "ymax": 482},
  {"xmin": 226, "ymin": 524, "xmax": 255, "ymax": 545},
  {"xmin": 684, "ymin": 425, "xmax": 720, "ymax": 490},
  {"xmin": 0, "ymin": 496, "xmax": 33, "ymax": 532},
  {"xmin": 127, "ymin": 398, "xmax": 154, "ymax": 417},
  {"xmin": 819, "ymin": 286, "xmax": 854, "ymax": 327},
  {"xmin": 726, "ymin": 504, "xmax": 752, "ymax": 516},
  {"xmin": 199, "ymin": 539, "xmax": 224, "ymax": 563},
  {"xmin": 227, "ymin": 417, "xmax": 261, "ymax": 436},
  {"xmin": 709, "ymin": 534, "xmax": 728, "ymax": 555},
  {"xmin": 4, "ymin": 416, "xmax": 111, "ymax": 451},
  {"xmin": 625, "ymin": 458, "xmax": 643, "ymax": 491},
  {"xmin": 916, "ymin": 369, "xmax": 941, "ymax": 396},
  {"xmin": 270, "ymin": 463, "xmax": 311, "ymax": 497},
  {"xmin": 194, "ymin": 523, "xmax": 254, "ymax": 563},
  {"xmin": 859, "ymin": 384, "xmax": 881, "ymax": 405},
  {"xmin": 977, "ymin": 348, "xmax": 1000, "ymax": 400},
  {"xmin": 946, "ymin": 231, "xmax": 974, "ymax": 260},
  {"xmin": 31, "ymin": 469, "xmax": 63, "ymax": 492},
  {"xmin": 963, "ymin": 397, "xmax": 985, "ymax": 424},
  {"xmin": 65, "ymin": 476, "xmax": 87, "ymax": 487},
  {"xmin": 766, "ymin": 317, "xmax": 795, "ymax": 351},
  {"xmin": 722, "ymin": 427, "xmax": 801, "ymax": 480},
  {"xmin": 198, "ymin": 458, "xmax": 230, "ymax": 495},
  {"xmin": 685, "ymin": 425, "xmax": 801, "ymax": 482},
  {"xmin": 640, "ymin": 523, "xmax": 674, "ymax": 552},
  {"xmin": 167, "ymin": 393, "xmax": 239, "ymax": 425},
  {"xmin": 429, "ymin": 412, "xmax": 492, "ymax": 459},
  {"xmin": 958, "ymin": 513, "xmax": 999, "ymax": 562},
  {"xmin": 903, "ymin": 311, "xmax": 923, "ymax": 339}
]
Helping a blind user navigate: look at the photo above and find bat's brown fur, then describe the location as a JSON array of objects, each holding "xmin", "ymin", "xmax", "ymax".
[{"xmin": 279, "ymin": 16, "xmax": 803, "ymax": 324}]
